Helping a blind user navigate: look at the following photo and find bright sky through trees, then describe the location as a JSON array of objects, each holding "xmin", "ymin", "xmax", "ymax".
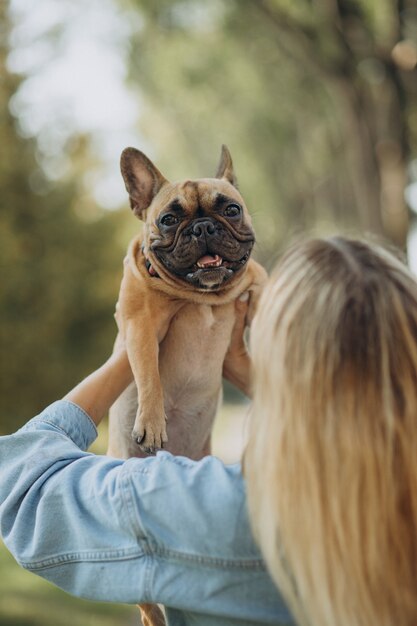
[{"xmin": 7, "ymin": 0, "xmax": 141, "ymax": 208}]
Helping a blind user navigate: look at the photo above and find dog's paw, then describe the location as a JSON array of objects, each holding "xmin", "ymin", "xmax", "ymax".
[{"xmin": 131, "ymin": 411, "xmax": 168, "ymax": 455}]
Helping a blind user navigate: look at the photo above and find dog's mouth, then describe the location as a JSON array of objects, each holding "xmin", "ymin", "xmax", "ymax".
[
  {"xmin": 152, "ymin": 242, "xmax": 253, "ymax": 290},
  {"xmin": 191, "ymin": 251, "xmax": 250, "ymax": 271},
  {"xmin": 183, "ymin": 250, "xmax": 251, "ymax": 289}
]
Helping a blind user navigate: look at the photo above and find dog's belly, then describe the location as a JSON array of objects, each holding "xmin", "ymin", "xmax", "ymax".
[{"xmin": 108, "ymin": 302, "xmax": 235, "ymax": 460}]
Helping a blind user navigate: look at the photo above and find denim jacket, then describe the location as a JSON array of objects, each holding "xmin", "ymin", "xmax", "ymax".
[{"xmin": 0, "ymin": 400, "xmax": 293, "ymax": 625}]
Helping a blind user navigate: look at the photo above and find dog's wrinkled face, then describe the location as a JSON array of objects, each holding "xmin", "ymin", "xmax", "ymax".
[
  {"xmin": 149, "ymin": 179, "xmax": 254, "ymax": 289},
  {"xmin": 120, "ymin": 145, "xmax": 255, "ymax": 290}
]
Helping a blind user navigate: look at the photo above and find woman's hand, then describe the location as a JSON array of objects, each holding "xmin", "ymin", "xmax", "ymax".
[
  {"xmin": 223, "ymin": 292, "xmax": 252, "ymax": 398},
  {"xmin": 112, "ymin": 255, "xmax": 130, "ymax": 352},
  {"xmin": 113, "ymin": 301, "xmax": 127, "ymax": 354}
]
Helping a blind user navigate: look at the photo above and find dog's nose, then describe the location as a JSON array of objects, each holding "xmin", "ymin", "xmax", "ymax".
[{"xmin": 192, "ymin": 220, "xmax": 216, "ymax": 238}]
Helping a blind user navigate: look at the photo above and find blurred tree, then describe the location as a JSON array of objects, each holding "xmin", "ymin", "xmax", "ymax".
[
  {"xmin": 122, "ymin": 0, "xmax": 417, "ymax": 258},
  {"xmin": 0, "ymin": 3, "xmax": 128, "ymax": 433},
  {"xmin": 243, "ymin": 0, "xmax": 415, "ymax": 248}
]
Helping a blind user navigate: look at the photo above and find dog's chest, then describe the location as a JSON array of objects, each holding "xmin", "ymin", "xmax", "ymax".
[
  {"xmin": 156, "ymin": 302, "xmax": 234, "ymax": 456},
  {"xmin": 159, "ymin": 302, "xmax": 235, "ymax": 393}
]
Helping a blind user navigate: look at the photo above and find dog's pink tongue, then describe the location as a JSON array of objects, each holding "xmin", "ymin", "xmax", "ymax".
[{"xmin": 197, "ymin": 254, "xmax": 222, "ymax": 268}]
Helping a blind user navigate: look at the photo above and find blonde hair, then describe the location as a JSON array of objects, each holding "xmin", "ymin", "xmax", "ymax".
[{"xmin": 246, "ymin": 237, "xmax": 417, "ymax": 626}]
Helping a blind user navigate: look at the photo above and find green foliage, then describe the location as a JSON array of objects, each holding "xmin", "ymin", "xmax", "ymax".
[{"xmin": 0, "ymin": 10, "xmax": 131, "ymax": 434}]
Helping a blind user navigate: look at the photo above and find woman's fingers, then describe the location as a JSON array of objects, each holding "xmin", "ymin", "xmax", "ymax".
[
  {"xmin": 230, "ymin": 291, "xmax": 250, "ymax": 353},
  {"xmin": 114, "ymin": 301, "xmax": 120, "ymax": 321},
  {"xmin": 222, "ymin": 291, "xmax": 252, "ymax": 397}
]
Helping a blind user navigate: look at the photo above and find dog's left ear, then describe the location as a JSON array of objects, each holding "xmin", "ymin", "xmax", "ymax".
[{"xmin": 216, "ymin": 144, "xmax": 238, "ymax": 187}]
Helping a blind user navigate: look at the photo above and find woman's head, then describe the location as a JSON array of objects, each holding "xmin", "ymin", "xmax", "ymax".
[{"xmin": 246, "ymin": 237, "xmax": 417, "ymax": 626}]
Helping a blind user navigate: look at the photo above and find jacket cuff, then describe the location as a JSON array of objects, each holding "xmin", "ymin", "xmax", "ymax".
[{"xmin": 20, "ymin": 400, "xmax": 98, "ymax": 451}]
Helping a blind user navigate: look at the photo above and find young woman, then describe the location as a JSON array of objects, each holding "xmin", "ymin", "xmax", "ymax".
[{"xmin": 1, "ymin": 236, "xmax": 416, "ymax": 626}]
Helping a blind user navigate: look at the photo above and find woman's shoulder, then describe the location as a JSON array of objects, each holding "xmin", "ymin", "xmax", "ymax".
[{"xmin": 122, "ymin": 451, "xmax": 262, "ymax": 564}]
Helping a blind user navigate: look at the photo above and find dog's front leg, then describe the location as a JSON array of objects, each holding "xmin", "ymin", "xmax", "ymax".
[
  {"xmin": 126, "ymin": 322, "xmax": 165, "ymax": 453},
  {"xmin": 124, "ymin": 308, "xmax": 172, "ymax": 455}
]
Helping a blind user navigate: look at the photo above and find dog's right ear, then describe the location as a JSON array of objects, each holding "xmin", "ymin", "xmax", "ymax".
[
  {"xmin": 216, "ymin": 144, "xmax": 238, "ymax": 187},
  {"xmin": 120, "ymin": 148, "xmax": 168, "ymax": 220}
]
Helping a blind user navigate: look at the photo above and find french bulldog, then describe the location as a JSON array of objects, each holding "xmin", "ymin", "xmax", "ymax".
[{"xmin": 107, "ymin": 145, "xmax": 267, "ymax": 459}]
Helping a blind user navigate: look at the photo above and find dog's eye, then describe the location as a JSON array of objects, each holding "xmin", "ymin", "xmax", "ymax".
[
  {"xmin": 160, "ymin": 214, "xmax": 180, "ymax": 226},
  {"xmin": 224, "ymin": 204, "xmax": 241, "ymax": 218}
]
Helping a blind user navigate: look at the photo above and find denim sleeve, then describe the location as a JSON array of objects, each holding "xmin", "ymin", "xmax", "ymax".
[
  {"xmin": 0, "ymin": 400, "xmax": 151, "ymax": 603},
  {"xmin": 0, "ymin": 401, "xmax": 289, "ymax": 622}
]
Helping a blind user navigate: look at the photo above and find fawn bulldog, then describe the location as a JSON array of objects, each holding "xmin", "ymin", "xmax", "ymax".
[
  {"xmin": 107, "ymin": 145, "xmax": 267, "ymax": 626},
  {"xmin": 107, "ymin": 145, "xmax": 267, "ymax": 460}
]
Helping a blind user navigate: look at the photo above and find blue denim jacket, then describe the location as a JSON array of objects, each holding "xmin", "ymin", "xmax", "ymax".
[{"xmin": 0, "ymin": 400, "xmax": 293, "ymax": 625}]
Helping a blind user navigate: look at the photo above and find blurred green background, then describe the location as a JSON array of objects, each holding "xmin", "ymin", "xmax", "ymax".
[{"xmin": 0, "ymin": 0, "xmax": 417, "ymax": 624}]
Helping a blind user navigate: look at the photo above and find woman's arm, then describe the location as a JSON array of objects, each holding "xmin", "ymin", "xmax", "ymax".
[
  {"xmin": 0, "ymin": 324, "xmax": 288, "ymax": 621},
  {"xmin": 0, "ymin": 396, "xmax": 284, "ymax": 619},
  {"xmin": 64, "ymin": 348, "xmax": 133, "ymax": 426}
]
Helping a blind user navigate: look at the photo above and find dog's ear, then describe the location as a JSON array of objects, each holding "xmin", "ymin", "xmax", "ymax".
[
  {"xmin": 215, "ymin": 144, "xmax": 238, "ymax": 187},
  {"xmin": 120, "ymin": 148, "xmax": 168, "ymax": 220}
]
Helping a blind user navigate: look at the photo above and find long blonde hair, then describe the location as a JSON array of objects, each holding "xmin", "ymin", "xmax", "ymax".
[{"xmin": 246, "ymin": 237, "xmax": 417, "ymax": 626}]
